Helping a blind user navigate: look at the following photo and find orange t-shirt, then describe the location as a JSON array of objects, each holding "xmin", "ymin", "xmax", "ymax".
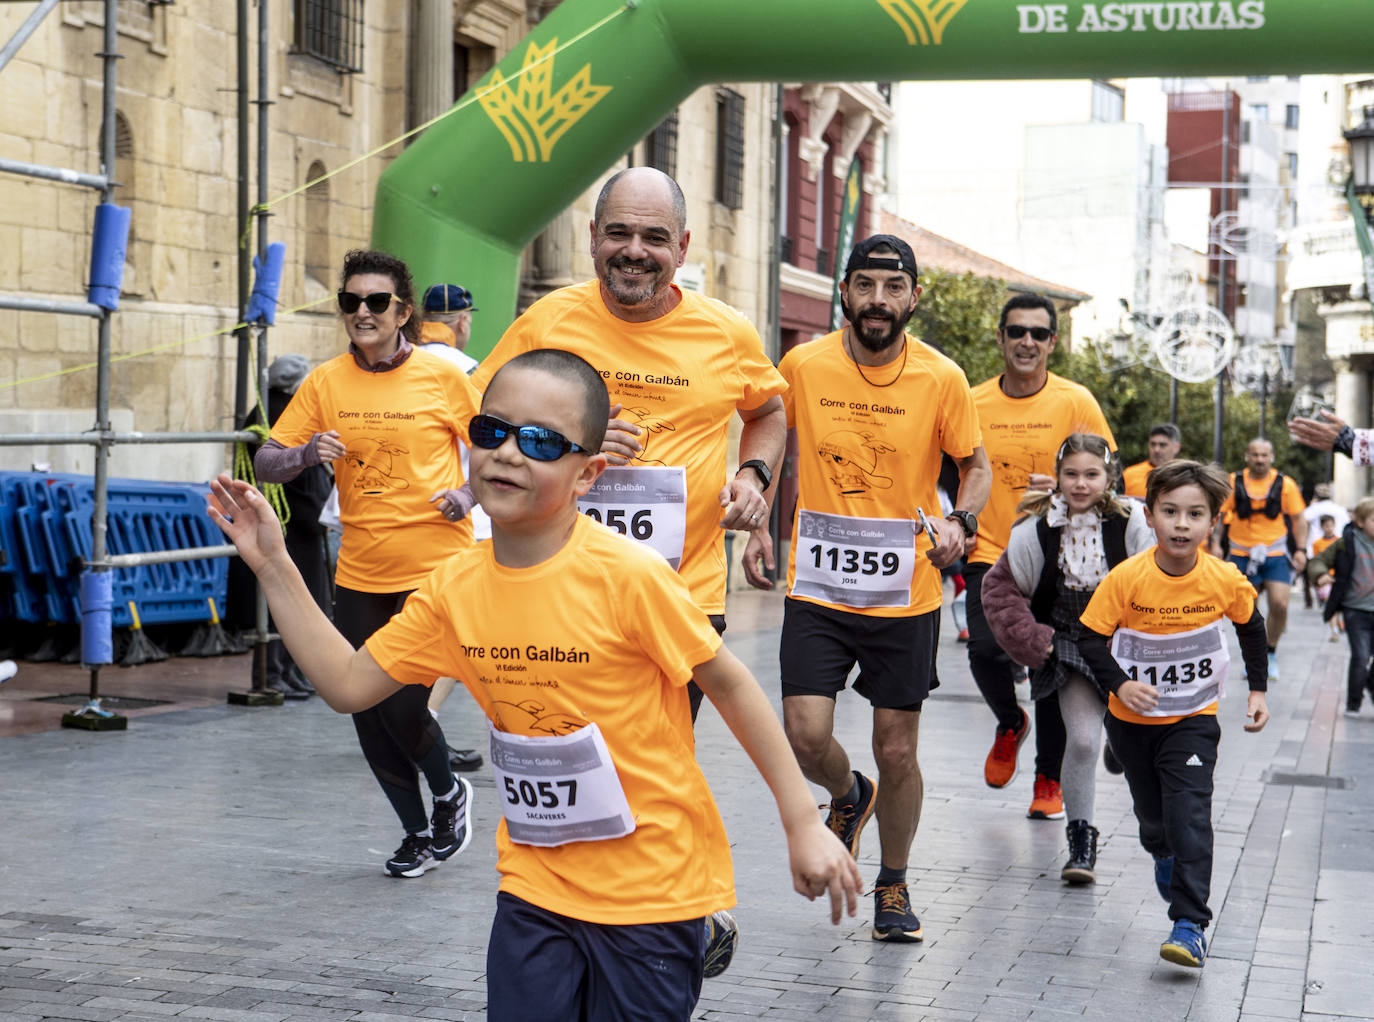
[
  {"xmin": 969, "ymin": 372, "xmax": 1115, "ymax": 566},
  {"xmin": 1220, "ymin": 469, "xmax": 1305, "ymax": 553},
  {"xmin": 779, "ymin": 331, "xmax": 981, "ymax": 616},
  {"xmin": 1313, "ymin": 535, "xmax": 1338, "ymax": 557},
  {"xmin": 270, "ymin": 352, "xmax": 481, "ymax": 592},
  {"xmin": 1121, "ymin": 460, "xmax": 1151, "ymax": 499},
  {"xmin": 1080, "ymin": 549, "xmax": 1255, "ymax": 725},
  {"xmin": 366, "ymin": 515, "xmax": 732, "ymax": 925},
  {"xmin": 472, "ymin": 281, "xmax": 786, "ymax": 615}
]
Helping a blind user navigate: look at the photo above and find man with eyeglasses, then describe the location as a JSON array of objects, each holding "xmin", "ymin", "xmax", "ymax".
[
  {"xmin": 472, "ymin": 167, "xmax": 786, "ymax": 721},
  {"xmin": 966, "ymin": 294, "xmax": 1115, "ymax": 821}
]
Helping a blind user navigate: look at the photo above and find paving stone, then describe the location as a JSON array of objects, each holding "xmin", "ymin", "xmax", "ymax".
[{"xmin": 2, "ymin": 594, "xmax": 1367, "ymax": 1019}]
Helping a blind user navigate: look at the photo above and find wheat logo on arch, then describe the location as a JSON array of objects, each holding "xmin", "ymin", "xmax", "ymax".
[
  {"xmin": 879, "ymin": 0, "xmax": 969, "ymax": 45},
  {"xmin": 477, "ymin": 38, "xmax": 612, "ymax": 163}
]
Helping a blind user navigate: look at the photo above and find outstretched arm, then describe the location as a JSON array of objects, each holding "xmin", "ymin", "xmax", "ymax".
[
  {"xmin": 693, "ymin": 646, "xmax": 863, "ymax": 923},
  {"xmin": 207, "ymin": 474, "xmax": 400, "ymax": 713}
]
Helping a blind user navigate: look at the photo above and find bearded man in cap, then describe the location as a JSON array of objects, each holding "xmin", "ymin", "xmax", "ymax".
[{"xmin": 742, "ymin": 234, "xmax": 990, "ymax": 945}]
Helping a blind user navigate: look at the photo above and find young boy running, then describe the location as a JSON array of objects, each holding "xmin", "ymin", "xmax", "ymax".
[
  {"xmin": 1075, "ymin": 460, "xmax": 1270, "ymax": 968},
  {"xmin": 208, "ymin": 348, "xmax": 862, "ymax": 1020}
]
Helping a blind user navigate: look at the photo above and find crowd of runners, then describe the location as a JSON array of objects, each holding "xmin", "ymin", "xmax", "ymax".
[{"xmin": 209, "ymin": 166, "xmax": 1330, "ymax": 1020}]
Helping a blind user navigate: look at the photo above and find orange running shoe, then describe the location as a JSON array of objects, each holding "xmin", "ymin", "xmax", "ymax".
[
  {"xmin": 1027, "ymin": 773, "xmax": 1065, "ymax": 819},
  {"xmin": 984, "ymin": 708, "xmax": 1029, "ymax": 788}
]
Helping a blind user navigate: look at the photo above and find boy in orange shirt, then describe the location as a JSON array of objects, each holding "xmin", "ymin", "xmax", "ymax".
[
  {"xmin": 1076, "ymin": 461, "xmax": 1270, "ymax": 968},
  {"xmin": 208, "ymin": 348, "xmax": 862, "ymax": 1021}
]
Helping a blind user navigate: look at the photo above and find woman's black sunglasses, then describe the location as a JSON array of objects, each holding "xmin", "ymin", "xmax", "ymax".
[
  {"xmin": 337, "ymin": 291, "xmax": 402, "ymax": 315},
  {"xmin": 469, "ymin": 414, "xmax": 592, "ymax": 461}
]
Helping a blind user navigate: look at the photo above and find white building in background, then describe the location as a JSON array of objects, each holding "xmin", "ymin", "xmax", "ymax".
[
  {"xmin": 1234, "ymin": 114, "xmax": 1281, "ymax": 348},
  {"xmin": 893, "ymin": 79, "xmax": 1171, "ymax": 349},
  {"xmin": 1284, "ymin": 74, "xmax": 1374, "ymax": 504}
]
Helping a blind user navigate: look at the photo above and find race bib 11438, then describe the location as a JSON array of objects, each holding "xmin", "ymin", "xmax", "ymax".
[{"xmin": 1110, "ymin": 621, "xmax": 1229, "ymax": 717}]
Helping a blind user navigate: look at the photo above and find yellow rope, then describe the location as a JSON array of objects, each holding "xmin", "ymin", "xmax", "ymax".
[
  {"xmin": 0, "ymin": 295, "xmax": 334, "ymax": 391},
  {"xmin": 11, "ymin": 7, "xmax": 635, "ymax": 382},
  {"xmin": 238, "ymin": 0, "xmax": 632, "ymax": 249},
  {"xmin": 234, "ymin": 421, "xmax": 290, "ymax": 529}
]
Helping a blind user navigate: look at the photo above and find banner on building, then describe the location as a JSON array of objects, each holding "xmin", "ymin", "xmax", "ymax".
[
  {"xmin": 830, "ymin": 158, "xmax": 863, "ymax": 331},
  {"xmin": 1344, "ymin": 178, "xmax": 1374, "ymax": 301}
]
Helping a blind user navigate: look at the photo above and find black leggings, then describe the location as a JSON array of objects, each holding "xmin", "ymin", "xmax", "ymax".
[
  {"xmin": 334, "ymin": 586, "xmax": 456, "ymax": 834},
  {"xmin": 964, "ymin": 562, "xmax": 1065, "ymax": 780}
]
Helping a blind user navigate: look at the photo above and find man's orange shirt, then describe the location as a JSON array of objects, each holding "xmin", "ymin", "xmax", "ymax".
[
  {"xmin": 366, "ymin": 515, "xmax": 732, "ymax": 925},
  {"xmin": 1220, "ymin": 469, "xmax": 1305, "ymax": 552},
  {"xmin": 1081, "ymin": 549, "xmax": 1255, "ymax": 725},
  {"xmin": 1121, "ymin": 460, "xmax": 1151, "ymax": 499},
  {"xmin": 780, "ymin": 331, "xmax": 981, "ymax": 616},
  {"xmin": 472, "ymin": 281, "xmax": 785, "ymax": 615},
  {"xmin": 969, "ymin": 372, "xmax": 1114, "ymax": 567},
  {"xmin": 271, "ymin": 353, "xmax": 480, "ymax": 592}
]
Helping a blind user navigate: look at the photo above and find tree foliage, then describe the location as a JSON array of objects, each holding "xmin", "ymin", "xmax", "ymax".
[{"xmin": 912, "ymin": 269, "xmax": 1329, "ymax": 493}]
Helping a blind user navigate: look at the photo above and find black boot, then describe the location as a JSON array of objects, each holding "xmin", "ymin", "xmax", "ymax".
[{"xmin": 1061, "ymin": 819, "xmax": 1098, "ymax": 885}]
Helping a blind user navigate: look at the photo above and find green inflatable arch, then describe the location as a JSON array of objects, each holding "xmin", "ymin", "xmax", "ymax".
[{"xmin": 372, "ymin": 0, "xmax": 1370, "ymax": 353}]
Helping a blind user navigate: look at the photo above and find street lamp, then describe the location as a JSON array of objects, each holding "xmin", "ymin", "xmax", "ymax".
[{"xmin": 1344, "ymin": 105, "xmax": 1374, "ymax": 222}]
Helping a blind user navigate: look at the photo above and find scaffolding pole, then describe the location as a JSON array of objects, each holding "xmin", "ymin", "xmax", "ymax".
[
  {"xmin": 68, "ymin": 0, "xmax": 124, "ymax": 730},
  {"xmin": 0, "ymin": 431, "xmax": 258, "ymax": 446},
  {"xmin": 229, "ymin": 0, "xmax": 279, "ymax": 707},
  {"xmin": 0, "ymin": 0, "xmax": 275, "ymax": 726},
  {"xmin": 0, "ymin": 0, "xmax": 61, "ymax": 74}
]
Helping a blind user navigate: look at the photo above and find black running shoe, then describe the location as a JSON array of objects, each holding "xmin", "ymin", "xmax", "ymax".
[
  {"xmin": 431, "ymin": 777, "xmax": 473, "ymax": 861},
  {"xmin": 825, "ymin": 771, "xmax": 878, "ymax": 859},
  {"xmin": 385, "ymin": 833, "xmax": 437, "ymax": 878},
  {"xmin": 872, "ymin": 882, "xmax": 923, "ymax": 943},
  {"xmin": 702, "ymin": 910, "xmax": 739, "ymax": 978},
  {"xmin": 448, "ymin": 747, "xmax": 484, "ymax": 772}
]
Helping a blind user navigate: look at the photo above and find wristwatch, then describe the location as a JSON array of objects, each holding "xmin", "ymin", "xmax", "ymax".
[
  {"xmin": 737, "ymin": 459, "xmax": 773, "ymax": 490},
  {"xmin": 946, "ymin": 509, "xmax": 979, "ymax": 538}
]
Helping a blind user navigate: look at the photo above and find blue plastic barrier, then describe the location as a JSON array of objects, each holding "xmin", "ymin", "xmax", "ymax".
[{"xmin": 0, "ymin": 472, "xmax": 228, "ymax": 632}]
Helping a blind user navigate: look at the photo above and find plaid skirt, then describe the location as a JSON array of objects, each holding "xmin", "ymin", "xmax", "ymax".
[{"xmin": 1028, "ymin": 584, "xmax": 1109, "ymax": 704}]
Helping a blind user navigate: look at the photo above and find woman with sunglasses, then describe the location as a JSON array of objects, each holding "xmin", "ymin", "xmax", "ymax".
[{"xmin": 254, "ymin": 248, "xmax": 482, "ymax": 878}]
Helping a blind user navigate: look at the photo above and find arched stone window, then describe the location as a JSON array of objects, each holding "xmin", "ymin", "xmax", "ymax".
[{"xmin": 304, "ymin": 161, "xmax": 330, "ymax": 300}]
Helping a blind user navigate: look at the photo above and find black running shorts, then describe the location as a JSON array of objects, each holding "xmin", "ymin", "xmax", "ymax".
[{"xmin": 779, "ymin": 597, "xmax": 939, "ymax": 711}]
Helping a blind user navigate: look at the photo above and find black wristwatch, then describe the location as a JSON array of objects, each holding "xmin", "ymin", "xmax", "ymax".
[
  {"xmin": 737, "ymin": 459, "xmax": 773, "ymax": 490},
  {"xmin": 946, "ymin": 510, "xmax": 979, "ymax": 537}
]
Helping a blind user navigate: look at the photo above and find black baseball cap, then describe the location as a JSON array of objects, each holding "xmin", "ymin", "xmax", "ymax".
[{"xmin": 844, "ymin": 234, "xmax": 919, "ymax": 285}]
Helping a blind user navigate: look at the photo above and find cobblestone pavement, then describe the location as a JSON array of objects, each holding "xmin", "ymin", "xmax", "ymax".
[{"xmin": 1, "ymin": 589, "xmax": 1371, "ymax": 1021}]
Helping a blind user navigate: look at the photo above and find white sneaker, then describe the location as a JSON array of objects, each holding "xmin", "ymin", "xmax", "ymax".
[{"xmin": 1267, "ymin": 652, "xmax": 1279, "ymax": 681}]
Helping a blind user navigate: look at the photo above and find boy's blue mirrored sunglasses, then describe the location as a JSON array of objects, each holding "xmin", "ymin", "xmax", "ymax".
[{"xmin": 469, "ymin": 414, "xmax": 592, "ymax": 461}]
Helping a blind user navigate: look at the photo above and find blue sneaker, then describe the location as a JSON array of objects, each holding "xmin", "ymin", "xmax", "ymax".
[
  {"xmin": 1153, "ymin": 855, "xmax": 1173, "ymax": 902},
  {"xmin": 1160, "ymin": 919, "xmax": 1206, "ymax": 967},
  {"xmin": 1268, "ymin": 651, "xmax": 1279, "ymax": 681}
]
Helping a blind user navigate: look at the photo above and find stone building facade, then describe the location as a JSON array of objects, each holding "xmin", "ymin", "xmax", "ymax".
[{"xmin": 0, "ymin": 0, "xmax": 776, "ymax": 487}]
